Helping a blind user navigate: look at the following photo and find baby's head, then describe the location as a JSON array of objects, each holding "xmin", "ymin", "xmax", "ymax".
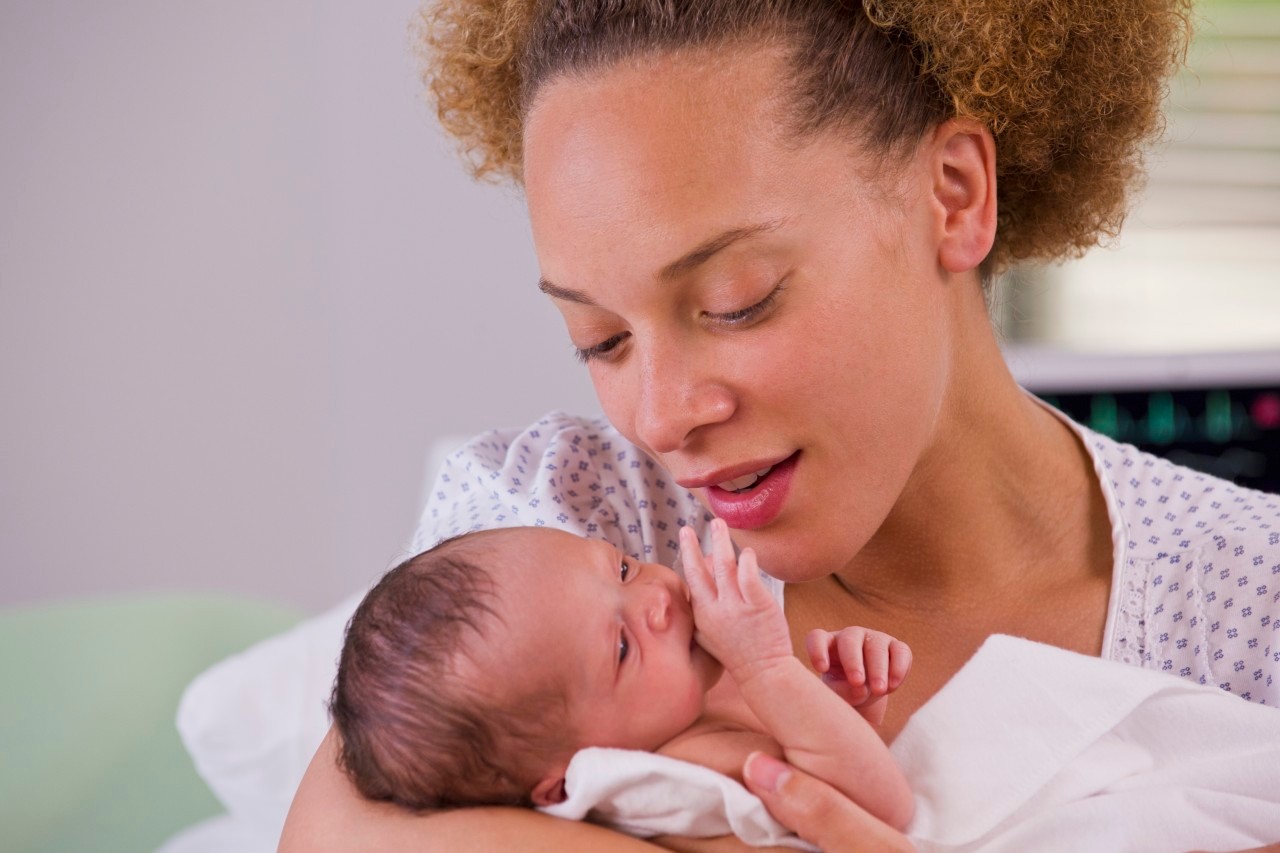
[{"xmin": 330, "ymin": 526, "xmax": 723, "ymax": 809}]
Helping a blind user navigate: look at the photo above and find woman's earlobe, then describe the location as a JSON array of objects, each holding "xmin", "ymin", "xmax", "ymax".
[
  {"xmin": 931, "ymin": 121, "xmax": 998, "ymax": 274},
  {"xmin": 530, "ymin": 770, "xmax": 569, "ymax": 806}
]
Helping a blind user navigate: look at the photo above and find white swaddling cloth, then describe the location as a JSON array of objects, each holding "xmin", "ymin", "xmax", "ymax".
[
  {"xmin": 542, "ymin": 635, "xmax": 1280, "ymax": 851},
  {"xmin": 543, "ymin": 748, "xmax": 818, "ymax": 850}
]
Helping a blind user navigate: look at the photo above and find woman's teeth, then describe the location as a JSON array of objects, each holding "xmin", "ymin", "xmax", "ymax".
[{"xmin": 717, "ymin": 465, "xmax": 774, "ymax": 493}]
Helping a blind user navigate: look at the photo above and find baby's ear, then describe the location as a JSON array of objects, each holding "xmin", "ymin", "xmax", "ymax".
[{"xmin": 530, "ymin": 766, "xmax": 569, "ymax": 807}]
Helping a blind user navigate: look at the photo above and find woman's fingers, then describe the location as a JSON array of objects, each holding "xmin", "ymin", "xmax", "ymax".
[{"xmin": 743, "ymin": 753, "xmax": 914, "ymax": 853}]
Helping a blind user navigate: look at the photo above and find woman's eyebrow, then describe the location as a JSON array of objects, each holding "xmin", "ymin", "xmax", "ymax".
[
  {"xmin": 657, "ymin": 219, "xmax": 786, "ymax": 282},
  {"xmin": 537, "ymin": 218, "xmax": 788, "ymax": 303},
  {"xmin": 538, "ymin": 278, "xmax": 595, "ymax": 305}
]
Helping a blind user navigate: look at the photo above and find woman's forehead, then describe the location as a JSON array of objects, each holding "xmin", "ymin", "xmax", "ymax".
[
  {"xmin": 522, "ymin": 48, "xmax": 890, "ymax": 280},
  {"xmin": 519, "ymin": 49, "xmax": 788, "ymax": 206}
]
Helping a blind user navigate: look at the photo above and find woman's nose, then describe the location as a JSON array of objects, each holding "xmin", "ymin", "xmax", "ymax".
[{"xmin": 633, "ymin": 342, "xmax": 734, "ymax": 455}]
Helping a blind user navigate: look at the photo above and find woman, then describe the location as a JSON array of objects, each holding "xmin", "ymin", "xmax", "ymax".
[{"xmin": 282, "ymin": 0, "xmax": 1279, "ymax": 849}]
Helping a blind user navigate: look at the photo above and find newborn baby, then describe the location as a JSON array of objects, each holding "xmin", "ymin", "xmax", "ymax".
[{"xmin": 330, "ymin": 519, "xmax": 914, "ymax": 833}]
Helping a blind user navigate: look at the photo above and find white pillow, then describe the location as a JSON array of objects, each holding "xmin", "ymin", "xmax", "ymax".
[
  {"xmin": 174, "ymin": 437, "xmax": 470, "ymax": 838},
  {"xmin": 176, "ymin": 590, "xmax": 362, "ymax": 840}
]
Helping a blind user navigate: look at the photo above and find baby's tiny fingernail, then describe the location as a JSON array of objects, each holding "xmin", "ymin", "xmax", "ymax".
[
  {"xmin": 745, "ymin": 752, "xmax": 791, "ymax": 794},
  {"xmin": 871, "ymin": 677, "xmax": 886, "ymax": 693}
]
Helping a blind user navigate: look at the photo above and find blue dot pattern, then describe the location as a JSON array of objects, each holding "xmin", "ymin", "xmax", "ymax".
[
  {"xmin": 1073, "ymin": 417, "xmax": 1280, "ymax": 706},
  {"xmin": 410, "ymin": 412, "xmax": 714, "ymax": 570},
  {"xmin": 413, "ymin": 409, "xmax": 1280, "ymax": 706}
]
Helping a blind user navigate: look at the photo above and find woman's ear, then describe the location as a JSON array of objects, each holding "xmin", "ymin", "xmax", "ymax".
[
  {"xmin": 530, "ymin": 767, "xmax": 569, "ymax": 807},
  {"xmin": 927, "ymin": 119, "xmax": 997, "ymax": 274}
]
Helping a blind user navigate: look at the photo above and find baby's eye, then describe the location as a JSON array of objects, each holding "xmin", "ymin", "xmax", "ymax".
[
  {"xmin": 618, "ymin": 633, "xmax": 630, "ymax": 663},
  {"xmin": 619, "ymin": 558, "xmax": 631, "ymax": 582}
]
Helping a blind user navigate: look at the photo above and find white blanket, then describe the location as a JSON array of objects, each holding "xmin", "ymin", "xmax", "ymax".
[{"xmin": 543, "ymin": 635, "xmax": 1280, "ymax": 851}]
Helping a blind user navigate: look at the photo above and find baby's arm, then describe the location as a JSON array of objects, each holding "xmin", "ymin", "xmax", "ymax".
[{"xmin": 679, "ymin": 522, "xmax": 914, "ymax": 830}]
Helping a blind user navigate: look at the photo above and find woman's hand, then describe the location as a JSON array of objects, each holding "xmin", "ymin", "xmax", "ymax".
[{"xmin": 742, "ymin": 752, "xmax": 915, "ymax": 853}]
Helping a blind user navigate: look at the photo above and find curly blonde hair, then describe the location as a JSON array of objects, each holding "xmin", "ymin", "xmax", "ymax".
[{"xmin": 417, "ymin": 0, "xmax": 1192, "ymax": 270}]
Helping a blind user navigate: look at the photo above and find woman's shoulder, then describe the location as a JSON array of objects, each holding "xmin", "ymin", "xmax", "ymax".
[
  {"xmin": 1081, "ymin": 427, "xmax": 1280, "ymax": 704},
  {"xmin": 1081, "ymin": 424, "xmax": 1279, "ymax": 560},
  {"xmin": 412, "ymin": 411, "xmax": 712, "ymax": 565}
]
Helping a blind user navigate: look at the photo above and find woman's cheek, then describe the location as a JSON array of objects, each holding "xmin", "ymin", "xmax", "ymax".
[{"xmin": 590, "ymin": 365, "xmax": 640, "ymax": 442}]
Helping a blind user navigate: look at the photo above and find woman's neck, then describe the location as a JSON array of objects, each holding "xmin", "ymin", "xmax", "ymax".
[{"xmin": 836, "ymin": 291, "xmax": 1113, "ymax": 616}]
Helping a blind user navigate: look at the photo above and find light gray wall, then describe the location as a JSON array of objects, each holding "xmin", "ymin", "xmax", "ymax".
[{"xmin": 1, "ymin": 1, "xmax": 599, "ymax": 612}]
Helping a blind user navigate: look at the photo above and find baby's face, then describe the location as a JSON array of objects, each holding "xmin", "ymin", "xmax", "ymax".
[{"xmin": 468, "ymin": 528, "xmax": 724, "ymax": 753}]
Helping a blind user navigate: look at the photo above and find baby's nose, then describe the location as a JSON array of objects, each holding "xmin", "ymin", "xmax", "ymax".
[{"xmin": 646, "ymin": 583, "xmax": 673, "ymax": 632}]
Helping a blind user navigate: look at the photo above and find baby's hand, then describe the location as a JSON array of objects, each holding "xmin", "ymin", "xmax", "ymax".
[
  {"xmin": 805, "ymin": 627, "xmax": 912, "ymax": 726},
  {"xmin": 680, "ymin": 520, "xmax": 793, "ymax": 678}
]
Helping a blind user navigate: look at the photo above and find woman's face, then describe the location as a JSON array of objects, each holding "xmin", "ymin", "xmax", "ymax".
[{"xmin": 523, "ymin": 46, "xmax": 955, "ymax": 582}]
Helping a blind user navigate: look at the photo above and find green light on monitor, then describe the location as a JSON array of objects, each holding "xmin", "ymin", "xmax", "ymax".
[
  {"xmin": 1091, "ymin": 394, "xmax": 1119, "ymax": 437},
  {"xmin": 1205, "ymin": 390, "xmax": 1233, "ymax": 443},
  {"xmin": 1148, "ymin": 392, "xmax": 1177, "ymax": 444}
]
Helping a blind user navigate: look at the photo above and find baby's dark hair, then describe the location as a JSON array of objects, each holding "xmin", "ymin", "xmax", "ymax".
[{"xmin": 330, "ymin": 529, "xmax": 573, "ymax": 809}]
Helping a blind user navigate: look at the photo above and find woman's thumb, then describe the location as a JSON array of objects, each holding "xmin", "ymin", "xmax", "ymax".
[{"xmin": 743, "ymin": 752, "xmax": 914, "ymax": 853}]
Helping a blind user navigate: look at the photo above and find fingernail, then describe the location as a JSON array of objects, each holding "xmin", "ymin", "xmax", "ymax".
[
  {"xmin": 745, "ymin": 752, "xmax": 791, "ymax": 794},
  {"xmin": 872, "ymin": 678, "xmax": 886, "ymax": 693}
]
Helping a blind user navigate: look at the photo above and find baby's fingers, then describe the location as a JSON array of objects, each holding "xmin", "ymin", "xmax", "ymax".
[
  {"xmin": 708, "ymin": 518, "xmax": 739, "ymax": 591},
  {"xmin": 679, "ymin": 526, "xmax": 714, "ymax": 601},
  {"xmin": 861, "ymin": 631, "xmax": 893, "ymax": 695},
  {"xmin": 855, "ymin": 694, "xmax": 888, "ymax": 727},
  {"xmin": 887, "ymin": 639, "xmax": 913, "ymax": 691},
  {"xmin": 833, "ymin": 628, "xmax": 868, "ymax": 687},
  {"xmin": 806, "ymin": 629, "xmax": 833, "ymax": 673},
  {"xmin": 736, "ymin": 546, "xmax": 770, "ymax": 601}
]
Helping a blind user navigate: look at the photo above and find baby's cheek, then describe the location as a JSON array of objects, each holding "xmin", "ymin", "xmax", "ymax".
[{"xmin": 684, "ymin": 679, "xmax": 708, "ymax": 724}]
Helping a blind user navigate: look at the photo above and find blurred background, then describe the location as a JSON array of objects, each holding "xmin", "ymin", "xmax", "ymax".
[
  {"xmin": 0, "ymin": 0, "xmax": 1276, "ymax": 850},
  {"xmin": 2, "ymin": 0, "xmax": 599, "ymax": 613},
  {"xmin": 2, "ymin": 0, "xmax": 1277, "ymax": 614}
]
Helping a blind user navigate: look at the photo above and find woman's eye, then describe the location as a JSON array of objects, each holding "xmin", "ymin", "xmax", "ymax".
[
  {"xmin": 618, "ymin": 632, "xmax": 630, "ymax": 663},
  {"xmin": 619, "ymin": 558, "xmax": 631, "ymax": 582},
  {"xmin": 574, "ymin": 332, "xmax": 628, "ymax": 364},
  {"xmin": 706, "ymin": 281, "xmax": 786, "ymax": 326}
]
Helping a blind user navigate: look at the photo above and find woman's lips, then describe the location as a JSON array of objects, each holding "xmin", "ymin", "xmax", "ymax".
[{"xmin": 702, "ymin": 451, "xmax": 799, "ymax": 530}]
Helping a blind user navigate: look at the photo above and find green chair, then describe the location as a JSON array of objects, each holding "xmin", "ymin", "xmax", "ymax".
[{"xmin": 0, "ymin": 594, "xmax": 303, "ymax": 853}]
